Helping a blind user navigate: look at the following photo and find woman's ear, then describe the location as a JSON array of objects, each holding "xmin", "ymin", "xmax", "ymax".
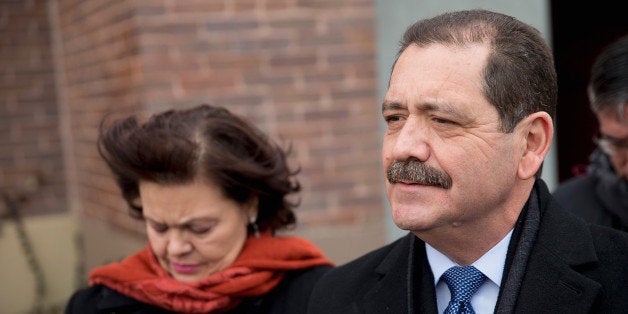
[
  {"xmin": 246, "ymin": 196, "xmax": 259, "ymax": 222},
  {"xmin": 245, "ymin": 196, "xmax": 261, "ymax": 237},
  {"xmin": 517, "ymin": 112, "xmax": 554, "ymax": 180}
]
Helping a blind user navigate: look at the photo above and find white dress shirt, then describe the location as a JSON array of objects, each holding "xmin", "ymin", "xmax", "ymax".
[{"xmin": 427, "ymin": 229, "xmax": 513, "ymax": 314}]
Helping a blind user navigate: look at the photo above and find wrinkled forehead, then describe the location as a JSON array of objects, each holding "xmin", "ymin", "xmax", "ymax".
[{"xmin": 388, "ymin": 43, "xmax": 490, "ymax": 101}]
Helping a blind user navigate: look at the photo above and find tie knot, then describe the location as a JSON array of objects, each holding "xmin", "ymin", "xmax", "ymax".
[{"xmin": 442, "ymin": 266, "xmax": 486, "ymax": 302}]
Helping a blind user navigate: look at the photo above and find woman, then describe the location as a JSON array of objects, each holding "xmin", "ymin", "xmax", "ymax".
[{"xmin": 65, "ymin": 104, "xmax": 333, "ymax": 313}]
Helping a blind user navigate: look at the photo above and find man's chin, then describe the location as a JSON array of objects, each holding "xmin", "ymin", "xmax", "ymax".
[{"xmin": 391, "ymin": 211, "xmax": 431, "ymax": 232}]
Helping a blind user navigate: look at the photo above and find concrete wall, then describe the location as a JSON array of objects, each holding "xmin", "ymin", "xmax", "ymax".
[{"xmin": 0, "ymin": 214, "xmax": 76, "ymax": 312}]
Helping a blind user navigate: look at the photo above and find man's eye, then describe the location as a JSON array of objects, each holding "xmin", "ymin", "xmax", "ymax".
[
  {"xmin": 384, "ymin": 115, "xmax": 404, "ymax": 123},
  {"xmin": 432, "ymin": 117, "xmax": 455, "ymax": 125},
  {"xmin": 384, "ymin": 116, "xmax": 397, "ymax": 122}
]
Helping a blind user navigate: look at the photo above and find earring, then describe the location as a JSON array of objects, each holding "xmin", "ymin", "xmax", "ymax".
[{"xmin": 249, "ymin": 216, "xmax": 260, "ymax": 238}]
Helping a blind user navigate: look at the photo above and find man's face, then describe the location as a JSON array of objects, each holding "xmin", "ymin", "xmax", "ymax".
[
  {"xmin": 597, "ymin": 106, "xmax": 628, "ymax": 180},
  {"xmin": 382, "ymin": 43, "xmax": 523, "ymax": 234}
]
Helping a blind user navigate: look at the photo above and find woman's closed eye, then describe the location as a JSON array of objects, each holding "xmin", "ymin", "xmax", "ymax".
[
  {"xmin": 148, "ymin": 221, "xmax": 168, "ymax": 233},
  {"xmin": 186, "ymin": 222, "xmax": 215, "ymax": 235}
]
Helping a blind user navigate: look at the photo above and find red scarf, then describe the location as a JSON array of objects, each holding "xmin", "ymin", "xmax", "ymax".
[{"xmin": 89, "ymin": 234, "xmax": 333, "ymax": 313}]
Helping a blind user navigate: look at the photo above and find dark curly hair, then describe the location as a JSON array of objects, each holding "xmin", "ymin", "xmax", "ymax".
[{"xmin": 97, "ymin": 104, "xmax": 299, "ymax": 233}]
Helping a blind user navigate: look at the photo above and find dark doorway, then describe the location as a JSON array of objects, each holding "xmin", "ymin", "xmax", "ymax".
[{"xmin": 551, "ymin": 1, "xmax": 628, "ymax": 182}]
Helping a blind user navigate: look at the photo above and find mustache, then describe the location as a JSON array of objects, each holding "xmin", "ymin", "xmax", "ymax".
[{"xmin": 386, "ymin": 159, "xmax": 452, "ymax": 189}]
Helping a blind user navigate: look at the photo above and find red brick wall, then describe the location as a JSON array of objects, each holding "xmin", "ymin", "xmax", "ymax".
[
  {"xmin": 0, "ymin": 0, "xmax": 66, "ymax": 216},
  {"xmin": 51, "ymin": 0, "xmax": 382, "ymax": 234},
  {"xmin": 54, "ymin": 1, "xmax": 143, "ymax": 230}
]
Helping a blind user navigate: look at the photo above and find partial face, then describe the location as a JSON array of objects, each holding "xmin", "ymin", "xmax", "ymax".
[
  {"xmin": 139, "ymin": 180, "xmax": 255, "ymax": 283},
  {"xmin": 382, "ymin": 44, "xmax": 522, "ymax": 233},
  {"xmin": 597, "ymin": 105, "xmax": 628, "ymax": 179}
]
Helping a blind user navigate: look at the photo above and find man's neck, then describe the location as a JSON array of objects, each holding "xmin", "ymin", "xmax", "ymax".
[{"xmin": 416, "ymin": 182, "xmax": 533, "ymax": 265}]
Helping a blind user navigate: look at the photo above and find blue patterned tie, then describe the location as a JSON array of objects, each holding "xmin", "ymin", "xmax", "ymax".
[{"xmin": 442, "ymin": 266, "xmax": 487, "ymax": 314}]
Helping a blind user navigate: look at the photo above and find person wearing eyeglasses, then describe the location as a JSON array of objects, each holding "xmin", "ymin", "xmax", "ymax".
[{"xmin": 553, "ymin": 34, "xmax": 628, "ymax": 232}]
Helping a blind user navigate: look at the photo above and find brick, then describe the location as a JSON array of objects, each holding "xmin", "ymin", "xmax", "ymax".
[{"xmin": 3, "ymin": 0, "xmax": 382, "ymax": 247}]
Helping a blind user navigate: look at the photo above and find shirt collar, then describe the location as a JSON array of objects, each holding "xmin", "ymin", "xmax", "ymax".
[{"xmin": 426, "ymin": 229, "xmax": 513, "ymax": 287}]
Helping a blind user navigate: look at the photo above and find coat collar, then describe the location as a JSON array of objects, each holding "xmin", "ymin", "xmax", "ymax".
[{"xmin": 510, "ymin": 181, "xmax": 602, "ymax": 312}]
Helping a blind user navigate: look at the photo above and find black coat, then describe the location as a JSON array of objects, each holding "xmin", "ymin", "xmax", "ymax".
[
  {"xmin": 307, "ymin": 180, "xmax": 628, "ymax": 313},
  {"xmin": 66, "ymin": 265, "xmax": 332, "ymax": 314}
]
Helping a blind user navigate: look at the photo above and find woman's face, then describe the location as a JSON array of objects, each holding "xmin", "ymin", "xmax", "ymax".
[{"xmin": 139, "ymin": 180, "xmax": 256, "ymax": 283}]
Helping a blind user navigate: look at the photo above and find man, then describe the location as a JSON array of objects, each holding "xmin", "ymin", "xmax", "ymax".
[
  {"xmin": 307, "ymin": 10, "xmax": 628, "ymax": 313},
  {"xmin": 553, "ymin": 35, "xmax": 628, "ymax": 232}
]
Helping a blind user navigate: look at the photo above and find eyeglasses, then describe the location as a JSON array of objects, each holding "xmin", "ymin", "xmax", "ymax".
[{"xmin": 594, "ymin": 134, "xmax": 628, "ymax": 155}]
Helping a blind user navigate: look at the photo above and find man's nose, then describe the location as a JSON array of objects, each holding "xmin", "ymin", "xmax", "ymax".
[{"xmin": 391, "ymin": 117, "xmax": 431, "ymax": 162}]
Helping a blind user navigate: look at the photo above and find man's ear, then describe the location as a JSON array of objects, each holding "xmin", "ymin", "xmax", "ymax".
[{"xmin": 517, "ymin": 112, "xmax": 554, "ymax": 180}]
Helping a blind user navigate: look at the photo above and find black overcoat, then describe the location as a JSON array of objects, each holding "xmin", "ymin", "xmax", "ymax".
[{"xmin": 307, "ymin": 180, "xmax": 628, "ymax": 313}]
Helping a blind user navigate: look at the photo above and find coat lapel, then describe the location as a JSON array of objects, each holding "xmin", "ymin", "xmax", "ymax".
[
  {"xmin": 514, "ymin": 194, "xmax": 602, "ymax": 312},
  {"xmin": 409, "ymin": 236, "xmax": 439, "ymax": 314},
  {"xmin": 358, "ymin": 233, "xmax": 411, "ymax": 313},
  {"xmin": 357, "ymin": 234, "xmax": 438, "ymax": 314}
]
